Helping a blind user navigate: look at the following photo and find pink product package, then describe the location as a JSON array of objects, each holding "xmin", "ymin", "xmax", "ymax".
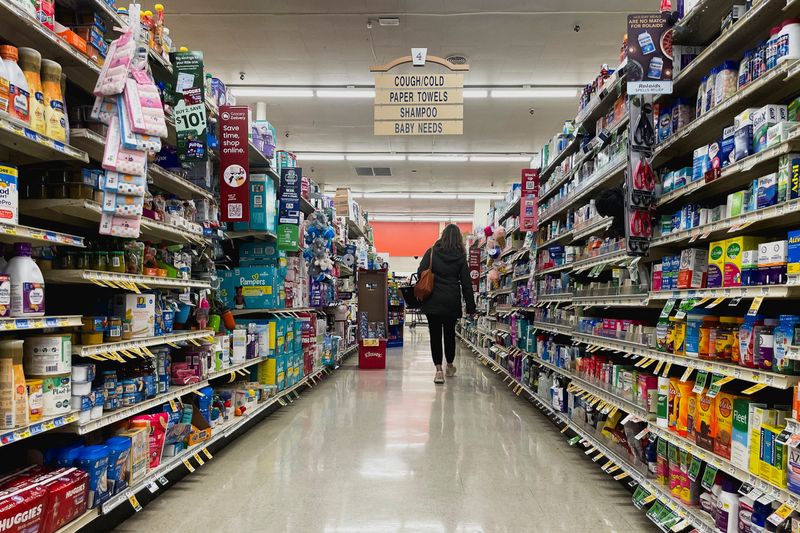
[
  {"xmin": 102, "ymin": 116, "xmax": 147, "ymax": 176},
  {"xmin": 130, "ymin": 413, "xmax": 169, "ymax": 469},
  {"xmin": 99, "ymin": 212, "xmax": 141, "ymax": 238}
]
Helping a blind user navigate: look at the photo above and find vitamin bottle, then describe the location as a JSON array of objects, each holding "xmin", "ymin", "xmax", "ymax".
[
  {"xmin": 0, "ymin": 46, "xmax": 30, "ymax": 124},
  {"xmin": 17, "ymin": 48, "xmax": 45, "ymax": 135},
  {"xmin": 41, "ymin": 59, "xmax": 65, "ymax": 141}
]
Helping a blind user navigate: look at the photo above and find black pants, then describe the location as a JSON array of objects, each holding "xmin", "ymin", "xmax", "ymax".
[{"xmin": 426, "ymin": 315, "xmax": 457, "ymax": 366}]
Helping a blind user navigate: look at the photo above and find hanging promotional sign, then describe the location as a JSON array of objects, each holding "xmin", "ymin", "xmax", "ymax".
[
  {"xmin": 519, "ymin": 169, "xmax": 540, "ymax": 232},
  {"xmin": 277, "ymin": 167, "xmax": 302, "ymax": 251},
  {"xmin": 219, "ymin": 106, "xmax": 249, "ymax": 222},
  {"xmin": 170, "ymin": 50, "xmax": 208, "ymax": 161},
  {"xmin": 371, "ymin": 54, "xmax": 468, "ymax": 136},
  {"xmin": 626, "ymin": 14, "xmax": 673, "ymax": 95},
  {"xmin": 468, "ymin": 248, "xmax": 481, "ymax": 293}
]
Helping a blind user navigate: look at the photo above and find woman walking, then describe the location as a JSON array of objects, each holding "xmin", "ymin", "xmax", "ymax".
[{"xmin": 417, "ymin": 224, "xmax": 476, "ymax": 384}]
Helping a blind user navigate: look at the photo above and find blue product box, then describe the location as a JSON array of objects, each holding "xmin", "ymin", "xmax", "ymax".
[
  {"xmin": 710, "ymin": 126, "xmax": 736, "ymax": 172},
  {"xmin": 218, "ymin": 266, "xmax": 278, "ymax": 310},
  {"xmin": 279, "ymin": 199, "xmax": 301, "ymax": 225},
  {"xmin": 692, "ymin": 146, "xmax": 709, "ymax": 182},
  {"xmin": 757, "ymin": 173, "xmax": 778, "ymax": 209},
  {"xmin": 788, "ymin": 230, "xmax": 800, "ymax": 277},
  {"xmin": 280, "ymin": 167, "xmax": 302, "ymax": 200},
  {"xmin": 661, "ymin": 256, "xmax": 671, "ymax": 290},
  {"xmin": 658, "ymin": 107, "xmax": 672, "ymax": 142}
]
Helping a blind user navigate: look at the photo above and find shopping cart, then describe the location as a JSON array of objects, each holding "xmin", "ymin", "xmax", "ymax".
[{"xmin": 406, "ymin": 307, "xmax": 427, "ymax": 328}]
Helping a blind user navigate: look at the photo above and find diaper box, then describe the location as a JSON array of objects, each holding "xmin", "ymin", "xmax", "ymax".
[
  {"xmin": 232, "ymin": 173, "xmax": 276, "ymax": 232},
  {"xmin": 219, "ymin": 267, "xmax": 279, "ymax": 309}
]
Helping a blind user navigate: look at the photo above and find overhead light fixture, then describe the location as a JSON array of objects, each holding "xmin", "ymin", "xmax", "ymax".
[
  {"xmin": 469, "ymin": 155, "xmax": 532, "ymax": 162},
  {"xmin": 408, "ymin": 193, "xmax": 459, "ymax": 200},
  {"xmin": 362, "ymin": 192, "xmax": 411, "ymax": 199},
  {"xmin": 490, "ymin": 88, "xmax": 578, "ymax": 98},
  {"xmin": 411, "ymin": 215, "xmax": 473, "ymax": 222},
  {"xmin": 294, "ymin": 154, "xmax": 344, "ymax": 161},
  {"xmin": 230, "ymin": 87, "xmax": 314, "ymax": 97},
  {"xmin": 463, "ymin": 89, "xmax": 488, "ymax": 98},
  {"xmin": 407, "ymin": 155, "xmax": 469, "ymax": 162},
  {"xmin": 316, "ymin": 88, "xmax": 376, "ymax": 98},
  {"xmin": 457, "ymin": 193, "xmax": 506, "ymax": 200},
  {"xmin": 345, "ymin": 154, "xmax": 406, "ymax": 161},
  {"xmin": 378, "ymin": 17, "xmax": 400, "ymax": 26},
  {"xmin": 370, "ymin": 215, "xmax": 409, "ymax": 222}
]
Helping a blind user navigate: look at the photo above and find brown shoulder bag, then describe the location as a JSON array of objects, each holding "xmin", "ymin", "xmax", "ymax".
[{"xmin": 414, "ymin": 248, "xmax": 436, "ymax": 301}]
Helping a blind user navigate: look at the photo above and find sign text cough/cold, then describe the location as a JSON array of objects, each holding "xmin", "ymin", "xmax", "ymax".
[{"xmin": 373, "ymin": 73, "xmax": 463, "ymax": 136}]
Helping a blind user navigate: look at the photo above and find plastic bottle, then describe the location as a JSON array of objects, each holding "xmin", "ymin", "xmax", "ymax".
[
  {"xmin": 778, "ymin": 19, "xmax": 800, "ymax": 64},
  {"xmin": 16, "ymin": 48, "xmax": 45, "ymax": 135},
  {"xmin": 697, "ymin": 76, "xmax": 708, "ymax": 117},
  {"xmin": 774, "ymin": 315, "xmax": 800, "ymax": 374},
  {"xmin": 0, "ymin": 55, "xmax": 9, "ymax": 114},
  {"xmin": 739, "ymin": 51, "xmax": 753, "ymax": 88},
  {"xmin": 757, "ymin": 318, "xmax": 779, "ymax": 371},
  {"xmin": 6, "ymin": 242, "xmax": 45, "ymax": 317},
  {"xmin": 767, "ymin": 26, "xmax": 783, "ymax": 70},
  {"xmin": 705, "ymin": 67, "xmax": 719, "ymax": 114},
  {"xmin": 714, "ymin": 61, "xmax": 738, "ymax": 106},
  {"xmin": 0, "ymin": 46, "xmax": 30, "ymax": 124},
  {"xmin": 40, "ymin": 59, "xmax": 65, "ymax": 141},
  {"xmin": 716, "ymin": 477, "xmax": 739, "ymax": 533}
]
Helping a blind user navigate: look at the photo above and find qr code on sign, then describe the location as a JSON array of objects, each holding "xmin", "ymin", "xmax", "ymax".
[{"xmin": 228, "ymin": 203, "xmax": 243, "ymax": 219}]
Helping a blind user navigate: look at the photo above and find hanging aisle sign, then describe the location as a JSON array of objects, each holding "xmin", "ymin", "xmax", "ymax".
[
  {"xmin": 520, "ymin": 169, "xmax": 540, "ymax": 232},
  {"xmin": 468, "ymin": 248, "xmax": 481, "ymax": 292},
  {"xmin": 169, "ymin": 50, "xmax": 208, "ymax": 161},
  {"xmin": 370, "ymin": 54, "xmax": 468, "ymax": 136},
  {"xmin": 626, "ymin": 14, "xmax": 674, "ymax": 95},
  {"xmin": 219, "ymin": 106, "xmax": 249, "ymax": 222}
]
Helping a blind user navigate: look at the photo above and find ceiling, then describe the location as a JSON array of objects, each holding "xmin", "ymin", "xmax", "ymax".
[{"xmin": 161, "ymin": 0, "xmax": 643, "ymax": 216}]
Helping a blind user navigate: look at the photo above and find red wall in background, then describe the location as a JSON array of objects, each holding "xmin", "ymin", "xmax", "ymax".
[{"xmin": 371, "ymin": 222, "xmax": 472, "ymax": 257}]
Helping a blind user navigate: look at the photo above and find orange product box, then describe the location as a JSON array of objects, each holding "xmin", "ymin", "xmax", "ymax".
[
  {"xmin": 695, "ymin": 392, "xmax": 716, "ymax": 452},
  {"xmin": 713, "ymin": 392, "xmax": 737, "ymax": 459},
  {"xmin": 54, "ymin": 22, "xmax": 88, "ymax": 55}
]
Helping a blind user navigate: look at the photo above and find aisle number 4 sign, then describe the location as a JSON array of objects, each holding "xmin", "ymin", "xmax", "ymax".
[{"xmin": 371, "ymin": 49, "xmax": 469, "ymax": 136}]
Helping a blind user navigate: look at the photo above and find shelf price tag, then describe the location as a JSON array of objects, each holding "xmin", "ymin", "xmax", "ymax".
[
  {"xmin": 128, "ymin": 494, "xmax": 142, "ymax": 512},
  {"xmin": 706, "ymin": 374, "xmax": 729, "ymax": 398},
  {"xmin": 679, "ymin": 367, "xmax": 694, "ymax": 382},
  {"xmin": 193, "ymin": 453, "xmax": 205, "ymax": 466},
  {"xmin": 701, "ymin": 464, "xmax": 719, "ymax": 491},
  {"xmin": 742, "ymin": 383, "xmax": 768, "ymax": 395},
  {"xmin": 568, "ymin": 435, "xmax": 581, "ymax": 446},
  {"xmin": 659, "ymin": 298, "xmax": 677, "ymax": 319},
  {"xmin": 768, "ymin": 503, "xmax": 794, "ymax": 526},
  {"xmin": 692, "ymin": 371, "xmax": 709, "ymax": 393},
  {"xmin": 688, "ymin": 455, "xmax": 702, "ymax": 481},
  {"xmin": 706, "ymin": 297, "xmax": 726, "ymax": 309},
  {"xmin": 613, "ymin": 471, "xmax": 630, "ymax": 481},
  {"xmin": 182, "ymin": 459, "xmax": 195, "ymax": 473},
  {"xmin": 202, "ymin": 448, "xmax": 213, "ymax": 459},
  {"xmin": 748, "ymin": 296, "xmax": 765, "ymax": 316},
  {"xmin": 147, "ymin": 481, "xmax": 159, "ymax": 494}
]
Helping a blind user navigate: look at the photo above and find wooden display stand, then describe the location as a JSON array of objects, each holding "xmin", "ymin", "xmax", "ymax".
[{"xmin": 357, "ymin": 268, "xmax": 388, "ymax": 369}]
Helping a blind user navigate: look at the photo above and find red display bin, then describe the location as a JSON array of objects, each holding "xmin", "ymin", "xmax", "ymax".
[{"xmin": 359, "ymin": 338, "xmax": 387, "ymax": 369}]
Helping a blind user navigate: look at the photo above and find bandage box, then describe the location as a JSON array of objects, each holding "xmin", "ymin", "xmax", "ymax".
[
  {"xmin": 724, "ymin": 237, "xmax": 763, "ymax": 287},
  {"xmin": 707, "ymin": 241, "xmax": 726, "ymax": 288},
  {"xmin": 677, "ymin": 248, "xmax": 708, "ymax": 289},
  {"xmin": 113, "ymin": 294, "xmax": 155, "ymax": 338}
]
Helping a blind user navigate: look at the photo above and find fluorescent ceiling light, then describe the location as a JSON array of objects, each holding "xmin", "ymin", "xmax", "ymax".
[
  {"xmin": 407, "ymin": 155, "xmax": 469, "ymax": 162},
  {"xmin": 231, "ymin": 88, "xmax": 314, "ymax": 97},
  {"xmin": 371, "ymin": 215, "xmax": 409, "ymax": 222},
  {"xmin": 457, "ymin": 193, "xmax": 505, "ymax": 200},
  {"xmin": 345, "ymin": 154, "xmax": 406, "ymax": 161},
  {"xmin": 362, "ymin": 193, "xmax": 410, "ymax": 199},
  {"xmin": 316, "ymin": 88, "xmax": 376, "ymax": 98},
  {"xmin": 295, "ymin": 154, "xmax": 344, "ymax": 161},
  {"xmin": 409, "ymin": 193, "xmax": 459, "ymax": 200},
  {"xmin": 490, "ymin": 88, "xmax": 578, "ymax": 98},
  {"xmin": 463, "ymin": 89, "xmax": 488, "ymax": 98},
  {"xmin": 412, "ymin": 215, "xmax": 473, "ymax": 222},
  {"xmin": 470, "ymin": 155, "xmax": 531, "ymax": 162}
]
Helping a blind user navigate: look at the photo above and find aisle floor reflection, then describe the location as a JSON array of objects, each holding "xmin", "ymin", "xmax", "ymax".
[{"xmin": 115, "ymin": 329, "xmax": 655, "ymax": 533}]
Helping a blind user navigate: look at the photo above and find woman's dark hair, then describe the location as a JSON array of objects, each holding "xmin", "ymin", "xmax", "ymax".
[{"xmin": 437, "ymin": 223, "xmax": 465, "ymax": 253}]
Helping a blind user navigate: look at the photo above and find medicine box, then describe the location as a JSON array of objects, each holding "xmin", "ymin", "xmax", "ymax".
[
  {"xmin": 724, "ymin": 237, "xmax": 763, "ymax": 287},
  {"xmin": 707, "ymin": 241, "xmax": 726, "ymax": 288},
  {"xmin": 734, "ymin": 108, "xmax": 758, "ymax": 162},
  {"xmin": 752, "ymin": 105, "xmax": 788, "ymax": 153},
  {"xmin": 757, "ymin": 173, "xmax": 778, "ymax": 209},
  {"xmin": 677, "ymin": 248, "xmax": 708, "ymax": 289},
  {"xmin": 781, "ymin": 154, "xmax": 800, "ymax": 199},
  {"xmin": 731, "ymin": 399, "xmax": 761, "ymax": 471},
  {"xmin": 788, "ymin": 230, "xmax": 800, "ymax": 275},
  {"xmin": 758, "ymin": 240, "xmax": 788, "ymax": 267},
  {"xmin": 709, "ymin": 126, "xmax": 736, "ymax": 177},
  {"xmin": 113, "ymin": 294, "xmax": 155, "ymax": 338},
  {"xmin": 726, "ymin": 190, "xmax": 746, "ymax": 218},
  {"xmin": 692, "ymin": 145, "xmax": 710, "ymax": 182}
]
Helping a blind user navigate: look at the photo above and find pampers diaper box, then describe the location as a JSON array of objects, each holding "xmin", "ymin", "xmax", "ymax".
[{"xmin": 219, "ymin": 267, "xmax": 282, "ymax": 310}]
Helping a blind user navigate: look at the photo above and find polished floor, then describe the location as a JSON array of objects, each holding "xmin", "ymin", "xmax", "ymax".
[{"xmin": 116, "ymin": 328, "xmax": 655, "ymax": 532}]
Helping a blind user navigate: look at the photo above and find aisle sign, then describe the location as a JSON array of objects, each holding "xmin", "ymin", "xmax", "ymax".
[
  {"xmin": 170, "ymin": 50, "xmax": 208, "ymax": 161},
  {"xmin": 520, "ymin": 169, "xmax": 540, "ymax": 232},
  {"xmin": 627, "ymin": 14, "xmax": 674, "ymax": 95},
  {"xmin": 468, "ymin": 249, "xmax": 481, "ymax": 292},
  {"xmin": 219, "ymin": 106, "xmax": 250, "ymax": 222},
  {"xmin": 373, "ymin": 73, "xmax": 464, "ymax": 136}
]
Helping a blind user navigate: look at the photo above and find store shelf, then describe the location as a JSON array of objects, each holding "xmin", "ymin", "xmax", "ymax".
[
  {"xmin": 497, "ymin": 196, "xmax": 520, "ymax": 223},
  {"xmin": 535, "ymin": 263, "xmax": 573, "ymax": 277},
  {"xmin": 570, "ymin": 249, "xmax": 630, "ymax": 273},
  {"xmin": 649, "ymin": 284, "xmax": 800, "ymax": 301},
  {"xmin": 572, "ymin": 332, "xmax": 800, "ymax": 389},
  {"xmin": 44, "ymin": 269, "xmax": 212, "ymax": 291},
  {"xmin": 533, "ymin": 321, "xmax": 573, "ymax": 336},
  {"xmin": 571, "ymin": 292, "xmax": 650, "ymax": 308},
  {"xmin": 73, "ymin": 330, "xmax": 214, "ymax": 358},
  {"xmin": 511, "ymin": 273, "xmax": 532, "ymax": 283},
  {"xmin": 538, "ymin": 292, "xmax": 573, "ymax": 304},
  {"xmin": 653, "ymin": 198, "xmax": 800, "ymax": 248},
  {"xmin": 347, "ymin": 218, "xmax": 366, "ymax": 239},
  {"xmin": 654, "ymin": 59, "xmax": 800, "ymax": 167},
  {"xmin": 500, "ymin": 246, "xmax": 523, "ymax": 259},
  {"xmin": 538, "ymin": 230, "xmax": 573, "ymax": 249},
  {"xmin": 575, "ymin": 66, "xmax": 627, "ymax": 130},
  {"xmin": 0, "ymin": 222, "xmax": 85, "ymax": 247},
  {"xmin": 230, "ymin": 307, "xmax": 320, "ymax": 316},
  {"xmin": 673, "ymin": 0, "xmax": 739, "ymax": 45},
  {"xmin": 540, "ymin": 137, "xmax": 580, "ymax": 181},
  {"xmin": 671, "ymin": 0, "xmax": 797, "ymax": 95},
  {"xmin": 490, "ymin": 287, "xmax": 513, "ymax": 297},
  {"xmin": 0, "ymin": 0, "xmax": 101, "ymax": 93},
  {"xmin": 569, "ymin": 217, "xmax": 614, "ymax": 243},
  {"xmin": 0, "ymin": 315, "xmax": 83, "ymax": 332},
  {"xmin": 300, "ymin": 197, "xmax": 315, "ymax": 215},
  {"xmin": 20, "ymin": 199, "xmax": 208, "ymax": 245},
  {"xmin": 656, "ymin": 137, "xmax": 800, "ymax": 207},
  {"xmin": 538, "ymin": 157, "xmax": 626, "ymax": 225},
  {"xmin": 0, "ymin": 411, "xmax": 80, "ymax": 448},
  {"xmin": 224, "ymin": 229, "xmax": 277, "ymax": 241},
  {"xmin": 0, "ymin": 112, "xmax": 89, "ymax": 163}
]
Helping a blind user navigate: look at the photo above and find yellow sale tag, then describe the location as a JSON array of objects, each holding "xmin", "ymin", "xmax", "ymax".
[
  {"xmin": 593, "ymin": 452, "xmax": 604, "ymax": 461},
  {"xmin": 193, "ymin": 453, "xmax": 205, "ymax": 465},
  {"xmin": 561, "ymin": 426, "xmax": 570, "ymax": 434},
  {"xmin": 748, "ymin": 296, "xmax": 765, "ymax": 316},
  {"xmin": 202, "ymin": 448, "xmax": 213, "ymax": 459},
  {"xmin": 608, "ymin": 406, "xmax": 619, "ymax": 418},
  {"xmin": 613, "ymin": 471, "xmax": 630, "ymax": 481},
  {"xmin": 363, "ymin": 339, "xmax": 380, "ymax": 347},
  {"xmin": 606, "ymin": 465, "xmax": 620, "ymax": 473},
  {"xmin": 742, "ymin": 383, "xmax": 768, "ymax": 395},
  {"xmin": 642, "ymin": 494, "xmax": 657, "ymax": 504},
  {"xmin": 602, "ymin": 460, "xmax": 614, "ymax": 469},
  {"xmin": 706, "ymin": 297, "xmax": 726, "ymax": 309},
  {"xmin": 775, "ymin": 503, "xmax": 793, "ymax": 519},
  {"xmin": 680, "ymin": 367, "xmax": 694, "ymax": 382},
  {"xmin": 640, "ymin": 358, "xmax": 656, "ymax": 369},
  {"xmin": 654, "ymin": 360, "xmax": 665, "ymax": 374},
  {"xmin": 169, "ymin": 400, "xmax": 178, "ymax": 412},
  {"xmin": 193, "ymin": 390, "xmax": 206, "ymax": 397},
  {"xmin": 128, "ymin": 494, "xmax": 142, "ymax": 512},
  {"xmin": 662, "ymin": 362, "xmax": 672, "ymax": 377},
  {"xmin": 713, "ymin": 375, "xmax": 735, "ymax": 387},
  {"xmin": 183, "ymin": 459, "xmax": 195, "ymax": 473}
]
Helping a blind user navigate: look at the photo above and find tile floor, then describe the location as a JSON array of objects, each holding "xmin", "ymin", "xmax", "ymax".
[{"xmin": 115, "ymin": 327, "xmax": 655, "ymax": 532}]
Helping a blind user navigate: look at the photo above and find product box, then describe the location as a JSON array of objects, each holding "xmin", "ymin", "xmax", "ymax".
[
  {"xmin": 278, "ymin": 199, "xmax": 301, "ymax": 225},
  {"xmin": 788, "ymin": 230, "xmax": 800, "ymax": 276},
  {"xmin": 186, "ymin": 406, "xmax": 212, "ymax": 446},
  {"xmin": 279, "ymin": 167, "xmax": 302, "ymax": 200},
  {"xmin": 780, "ymin": 154, "xmax": 800, "ymax": 200},
  {"xmin": 734, "ymin": 108, "xmax": 758, "ymax": 161},
  {"xmin": 231, "ymin": 174, "xmax": 275, "ymax": 232},
  {"xmin": 707, "ymin": 241, "xmax": 726, "ymax": 288},
  {"xmin": 651, "ymin": 263, "xmax": 663, "ymax": 291},
  {"xmin": 692, "ymin": 145, "xmax": 710, "ymax": 182},
  {"xmin": 238, "ymin": 241, "xmax": 285, "ymax": 266},
  {"xmin": 119, "ymin": 427, "xmax": 148, "ymax": 484},
  {"xmin": 695, "ymin": 392, "xmax": 715, "ymax": 452},
  {"xmin": 758, "ymin": 240, "xmax": 788, "ymax": 285},
  {"xmin": 113, "ymin": 294, "xmax": 155, "ymax": 338},
  {"xmin": 757, "ymin": 173, "xmax": 778, "ymax": 209},
  {"xmin": 677, "ymin": 248, "xmax": 708, "ymax": 289},
  {"xmin": 713, "ymin": 392, "xmax": 736, "ymax": 459},
  {"xmin": 0, "ymin": 165, "xmax": 18, "ymax": 225},
  {"xmin": 726, "ymin": 190, "xmax": 746, "ymax": 218},
  {"xmin": 37, "ymin": 468, "xmax": 89, "ymax": 533},
  {"xmin": 708, "ymin": 126, "xmax": 736, "ymax": 179},
  {"xmin": 219, "ymin": 267, "xmax": 279, "ymax": 309},
  {"xmin": 749, "ymin": 406, "xmax": 777, "ymax": 475},
  {"xmin": 724, "ymin": 237, "xmax": 763, "ymax": 287},
  {"xmin": 767, "ymin": 122, "xmax": 799, "ymax": 148},
  {"xmin": 732, "ymin": 399, "xmax": 762, "ymax": 471},
  {"xmin": 0, "ymin": 481, "xmax": 47, "ymax": 533},
  {"xmin": 752, "ymin": 105, "xmax": 788, "ymax": 153}
]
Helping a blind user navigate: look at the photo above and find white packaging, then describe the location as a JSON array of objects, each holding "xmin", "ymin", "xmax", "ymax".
[
  {"xmin": 23, "ymin": 335, "xmax": 71, "ymax": 375},
  {"xmin": 38, "ymin": 375, "xmax": 70, "ymax": 416},
  {"xmin": 0, "ymin": 165, "xmax": 18, "ymax": 225},
  {"xmin": 232, "ymin": 328, "xmax": 247, "ymax": 363},
  {"xmin": 113, "ymin": 294, "xmax": 155, "ymax": 338}
]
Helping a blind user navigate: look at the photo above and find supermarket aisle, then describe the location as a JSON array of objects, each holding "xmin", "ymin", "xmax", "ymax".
[{"xmin": 115, "ymin": 330, "xmax": 653, "ymax": 533}]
